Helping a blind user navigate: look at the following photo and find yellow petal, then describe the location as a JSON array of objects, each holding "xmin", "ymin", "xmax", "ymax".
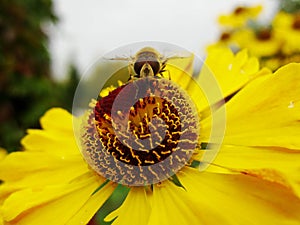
[
  {"xmin": 273, "ymin": 11, "xmax": 293, "ymax": 28},
  {"xmin": 202, "ymin": 47, "xmax": 261, "ymax": 99},
  {"xmin": 167, "ymin": 54, "xmax": 194, "ymax": 86},
  {"xmin": 208, "ymin": 145, "xmax": 300, "ymax": 195},
  {"xmin": 0, "ymin": 152, "xmax": 88, "ymax": 184},
  {"xmin": 178, "ymin": 167, "xmax": 300, "ymax": 225},
  {"xmin": 222, "ymin": 63, "xmax": 300, "ymax": 149},
  {"xmin": 1, "ymin": 174, "xmax": 104, "ymax": 224},
  {"xmin": 40, "ymin": 108, "xmax": 73, "ymax": 132},
  {"xmin": 167, "ymin": 55, "xmax": 210, "ymax": 114},
  {"xmin": 21, "ymin": 108, "xmax": 81, "ymax": 157},
  {"xmin": 0, "ymin": 148, "xmax": 7, "ymax": 160},
  {"xmin": 211, "ymin": 145, "xmax": 300, "ymax": 173},
  {"xmin": 21, "ymin": 130, "xmax": 80, "ymax": 156},
  {"xmin": 66, "ymin": 182, "xmax": 115, "ymax": 225},
  {"xmin": 105, "ymin": 187, "xmax": 150, "ymax": 225},
  {"xmin": 147, "ymin": 181, "xmax": 204, "ymax": 225}
]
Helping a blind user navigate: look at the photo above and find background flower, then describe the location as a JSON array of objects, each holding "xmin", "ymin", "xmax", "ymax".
[
  {"xmin": 218, "ymin": 5, "xmax": 262, "ymax": 28},
  {"xmin": 210, "ymin": 0, "xmax": 300, "ymax": 71}
]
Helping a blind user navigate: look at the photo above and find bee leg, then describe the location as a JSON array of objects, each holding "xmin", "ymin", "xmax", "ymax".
[
  {"xmin": 160, "ymin": 61, "xmax": 171, "ymax": 80},
  {"xmin": 159, "ymin": 69, "xmax": 171, "ymax": 80},
  {"xmin": 128, "ymin": 62, "xmax": 136, "ymax": 81},
  {"xmin": 166, "ymin": 70, "xmax": 171, "ymax": 80}
]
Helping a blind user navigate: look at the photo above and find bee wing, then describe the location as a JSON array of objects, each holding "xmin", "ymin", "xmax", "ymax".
[
  {"xmin": 160, "ymin": 51, "xmax": 193, "ymax": 61},
  {"xmin": 103, "ymin": 56, "xmax": 133, "ymax": 61}
]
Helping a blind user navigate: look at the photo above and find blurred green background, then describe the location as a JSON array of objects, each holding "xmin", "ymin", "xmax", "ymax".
[{"xmin": 0, "ymin": 0, "xmax": 79, "ymax": 153}]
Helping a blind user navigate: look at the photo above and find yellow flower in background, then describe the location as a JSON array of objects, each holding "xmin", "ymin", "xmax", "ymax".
[
  {"xmin": 213, "ymin": 4, "xmax": 300, "ymax": 72},
  {"xmin": 204, "ymin": 45, "xmax": 265, "ymax": 98},
  {"xmin": 0, "ymin": 148, "xmax": 6, "ymax": 225},
  {"xmin": 207, "ymin": 32, "xmax": 238, "ymax": 50},
  {"xmin": 218, "ymin": 5, "xmax": 262, "ymax": 28},
  {"xmin": 273, "ymin": 11, "xmax": 300, "ymax": 54},
  {"xmin": 260, "ymin": 52, "xmax": 300, "ymax": 72},
  {"xmin": 0, "ymin": 149, "xmax": 6, "ymax": 161},
  {"xmin": 232, "ymin": 28, "xmax": 282, "ymax": 57},
  {"xmin": 208, "ymin": 28, "xmax": 282, "ymax": 59},
  {"xmin": 1, "ymin": 48, "xmax": 300, "ymax": 225}
]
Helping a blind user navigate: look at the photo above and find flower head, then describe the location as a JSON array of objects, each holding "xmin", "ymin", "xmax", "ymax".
[
  {"xmin": 273, "ymin": 11, "xmax": 300, "ymax": 54},
  {"xmin": 218, "ymin": 5, "xmax": 262, "ymax": 28},
  {"xmin": 1, "ymin": 46, "xmax": 300, "ymax": 225},
  {"xmin": 211, "ymin": 4, "xmax": 300, "ymax": 71},
  {"xmin": 82, "ymin": 77, "xmax": 200, "ymax": 185},
  {"xmin": 233, "ymin": 28, "xmax": 282, "ymax": 58}
]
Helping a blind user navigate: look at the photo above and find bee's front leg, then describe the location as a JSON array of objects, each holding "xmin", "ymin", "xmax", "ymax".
[
  {"xmin": 128, "ymin": 62, "xmax": 137, "ymax": 81},
  {"xmin": 159, "ymin": 60, "xmax": 171, "ymax": 80}
]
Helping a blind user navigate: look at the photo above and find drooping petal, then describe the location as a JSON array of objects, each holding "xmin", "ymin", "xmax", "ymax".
[
  {"xmin": 207, "ymin": 145, "xmax": 300, "ymax": 196},
  {"xmin": 147, "ymin": 181, "xmax": 200, "ymax": 225},
  {"xmin": 0, "ymin": 108, "xmax": 115, "ymax": 225},
  {"xmin": 1, "ymin": 173, "xmax": 110, "ymax": 225},
  {"xmin": 66, "ymin": 182, "xmax": 115, "ymax": 225},
  {"xmin": 0, "ymin": 151, "xmax": 89, "ymax": 198},
  {"xmin": 40, "ymin": 108, "xmax": 74, "ymax": 132},
  {"xmin": 21, "ymin": 110, "xmax": 80, "ymax": 157},
  {"xmin": 177, "ymin": 167, "xmax": 300, "ymax": 225},
  {"xmin": 21, "ymin": 129, "xmax": 80, "ymax": 156},
  {"xmin": 210, "ymin": 145, "xmax": 300, "ymax": 173},
  {"xmin": 220, "ymin": 63, "xmax": 300, "ymax": 149},
  {"xmin": 105, "ymin": 187, "xmax": 151, "ymax": 225}
]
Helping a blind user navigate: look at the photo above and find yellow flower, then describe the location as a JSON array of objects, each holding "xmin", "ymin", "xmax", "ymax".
[
  {"xmin": 208, "ymin": 28, "xmax": 282, "ymax": 59},
  {"xmin": 204, "ymin": 45, "xmax": 263, "ymax": 98},
  {"xmin": 207, "ymin": 32, "xmax": 238, "ymax": 50},
  {"xmin": 273, "ymin": 11, "xmax": 300, "ymax": 54},
  {"xmin": 1, "ymin": 48, "xmax": 300, "ymax": 225},
  {"xmin": 0, "ymin": 148, "xmax": 6, "ymax": 161},
  {"xmin": 232, "ymin": 28, "xmax": 282, "ymax": 58},
  {"xmin": 0, "ymin": 148, "xmax": 6, "ymax": 225},
  {"xmin": 260, "ymin": 52, "xmax": 300, "ymax": 72},
  {"xmin": 218, "ymin": 5, "xmax": 262, "ymax": 28}
]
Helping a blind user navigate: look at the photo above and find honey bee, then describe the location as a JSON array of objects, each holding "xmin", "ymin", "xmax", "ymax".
[
  {"xmin": 106, "ymin": 46, "xmax": 190, "ymax": 81},
  {"xmin": 128, "ymin": 47, "xmax": 168, "ymax": 80}
]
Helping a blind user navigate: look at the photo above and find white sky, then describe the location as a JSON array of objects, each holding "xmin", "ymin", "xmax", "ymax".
[{"xmin": 49, "ymin": 0, "xmax": 277, "ymax": 80}]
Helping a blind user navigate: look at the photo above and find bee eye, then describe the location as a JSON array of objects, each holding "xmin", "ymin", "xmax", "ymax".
[
  {"xmin": 148, "ymin": 60, "xmax": 160, "ymax": 75},
  {"xmin": 134, "ymin": 60, "xmax": 160, "ymax": 76},
  {"xmin": 133, "ymin": 61, "xmax": 145, "ymax": 76}
]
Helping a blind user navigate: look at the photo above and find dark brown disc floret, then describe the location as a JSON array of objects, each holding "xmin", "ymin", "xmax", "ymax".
[{"xmin": 80, "ymin": 77, "xmax": 200, "ymax": 186}]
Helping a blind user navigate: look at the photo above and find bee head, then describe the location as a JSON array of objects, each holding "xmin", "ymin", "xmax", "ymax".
[{"xmin": 133, "ymin": 47, "xmax": 161, "ymax": 77}]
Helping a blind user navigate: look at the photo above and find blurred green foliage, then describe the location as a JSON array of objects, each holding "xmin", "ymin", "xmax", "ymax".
[
  {"xmin": 279, "ymin": 0, "xmax": 300, "ymax": 13},
  {"xmin": 0, "ymin": 0, "xmax": 79, "ymax": 152}
]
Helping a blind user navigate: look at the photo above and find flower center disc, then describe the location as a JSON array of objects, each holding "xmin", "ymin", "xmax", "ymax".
[
  {"xmin": 81, "ymin": 77, "xmax": 200, "ymax": 186},
  {"xmin": 293, "ymin": 15, "xmax": 300, "ymax": 30}
]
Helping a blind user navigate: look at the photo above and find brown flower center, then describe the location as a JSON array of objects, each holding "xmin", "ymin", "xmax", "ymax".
[
  {"xmin": 292, "ymin": 15, "xmax": 300, "ymax": 30},
  {"xmin": 80, "ymin": 77, "xmax": 200, "ymax": 186},
  {"xmin": 234, "ymin": 7, "xmax": 246, "ymax": 15},
  {"xmin": 256, "ymin": 29, "xmax": 272, "ymax": 41},
  {"xmin": 220, "ymin": 32, "xmax": 231, "ymax": 41}
]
